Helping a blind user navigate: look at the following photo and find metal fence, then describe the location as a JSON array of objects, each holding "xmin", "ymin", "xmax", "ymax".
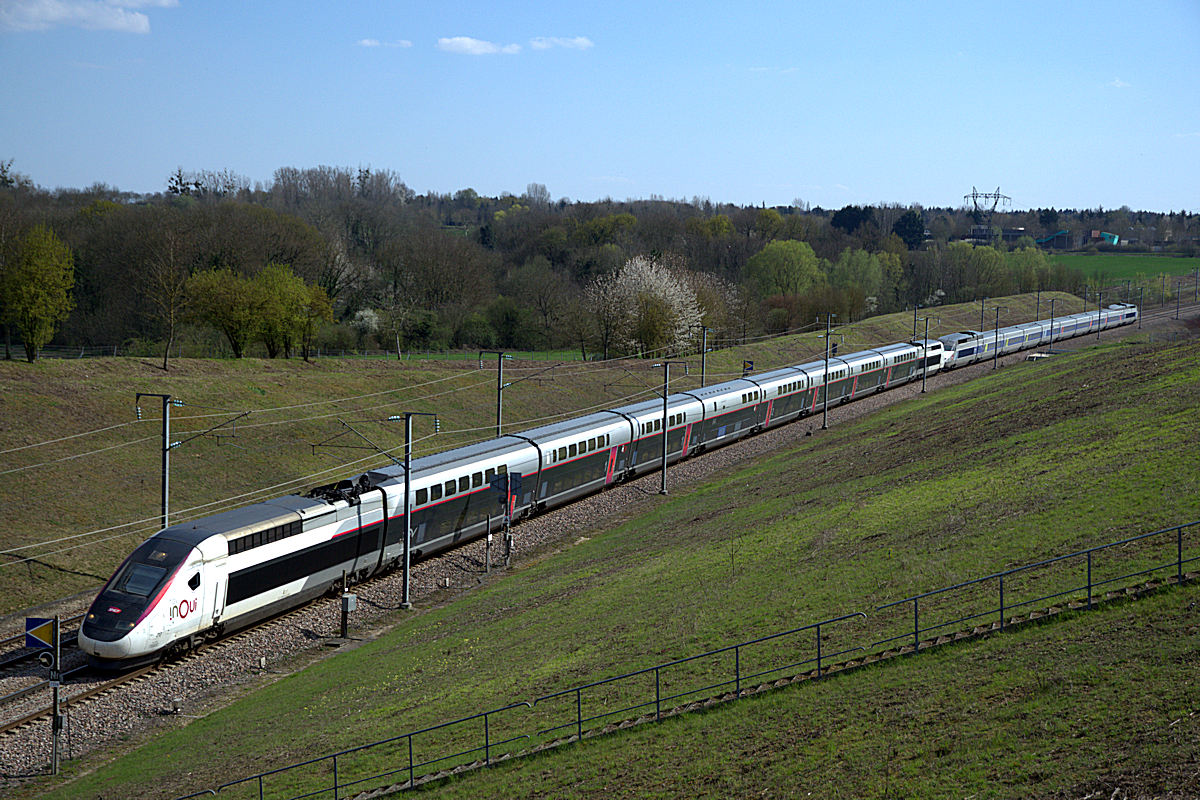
[
  {"xmin": 874, "ymin": 520, "xmax": 1199, "ymax": 654},
  {"xmin": 173, "ymin": 518, "xmax": 1197, "ymax": 800}
]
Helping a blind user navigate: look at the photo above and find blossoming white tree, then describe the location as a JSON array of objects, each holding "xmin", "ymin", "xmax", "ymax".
[{"xmin": 585, "ymin": 255, "xmax": 701, "ymax": 357}]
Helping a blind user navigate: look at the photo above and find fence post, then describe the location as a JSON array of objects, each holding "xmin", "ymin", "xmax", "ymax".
[
  {"xmin": 999, "ymin": 575, "xmax": 1005, "ymax": 631},
  {"xmin": 735, "ymin": 644, "xmax": 741, "ymax": 694},
  {"xmin": 408, "ymin": 734, "xmax": 414, "ymax": 787},
  {"xmin": 912, "ymin": 599, "xmax": 919, "ymax": 653},
  {"xmin": 1087, "ymin": 551, "xmax": 1093, "ymax": 610},
  {"xmin": 1179, "ymin": 526, "xmax": 1184, "ymax": 584},
  {"xmin": 258, "ymin": 775, "xmax": 264, "ymax": 800},
  {"xmin": 815, "ymin": 623, "xmax": 822, "ymax": 679},
  {"xmin": 655, "ymin": 667, "xmax": 661, "ymax": 721},
  {"xmin": 484, "ymin": 711, "xmax": 491, "ymax": 765},
  {"xmin": 575, "ymin": 688, "xmax": 583, "ymax": 742},
  {"xmin": 333, "ymin": 754, "xmax": 339, "ymax": 800}
]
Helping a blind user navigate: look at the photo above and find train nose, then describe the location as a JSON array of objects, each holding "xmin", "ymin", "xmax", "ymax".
[
  {"xmin": 91, "ymin": 637, "xmax": 134, "ymax": 660},
  {"xmin": 78, "ymin": 626, "xmax": 135, "ymax": 659}
]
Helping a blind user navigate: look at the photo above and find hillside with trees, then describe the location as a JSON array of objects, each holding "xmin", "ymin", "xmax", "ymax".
[{"xmin": 1, "ymin": 159, "xmax": 1197, "ymax": 363}]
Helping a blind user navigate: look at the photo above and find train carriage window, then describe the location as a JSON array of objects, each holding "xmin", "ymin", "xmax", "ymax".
[
  {"xmin": 497, "ymin": 464, "xmax": 507, "ymax": 475},
  {"xmin": 473, "ymin": 472, "xmax": 482, "ymax": 488},
  {"xmin": 558, "ymin": 446, "xmax": 567, "ymax": 461},
  {"xmin": 578, "ymin": 440, "xmax": 586, "ymax": 454},
  {"xmin": 606, "ymin": 433, "xmax": 611, "ymax": 446},
  {"xmin": 416, "ymin": 488, "xmax": 428, "ymax": 505},
  {"xmin": 485, "ymin": 468, "xmax": 494, "ymax": 482},
  {"xmin": 430, "ymin": 485, "xmax": 442, "ymax": 502},
  {"xmin": 188, "ymin": 572, "xmax": 200, "ymax": 591},
  {"xmin": 445, "ymin": 480, "xmax": 456, "ymax": 496},
  {"xmin": 459, "ymin": 476, "xmax": 470, "ymax": 493},
  {"xmin": 569, "ymin": 444, "xmax": 577, "ymax": 457}
]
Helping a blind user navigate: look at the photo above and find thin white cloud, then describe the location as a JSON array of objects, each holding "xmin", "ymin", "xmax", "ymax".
[
  {"xmin": 438, "ymin": 36, "xmax": 520, "ymax": 55},
  {"xmin": 1110, "ymin": 77, "xmax": 1130, "ymax": 88},
  {"xmin": 0, "ymin": 0, "xmax": 178, "ymax": 33},
  {"xmin": 530, "ymin": 36, "xmax": 593, "ymax": 51},
  {"xmin": 357, "ymin": 38, "xmax": 411, "ymax": 48}
]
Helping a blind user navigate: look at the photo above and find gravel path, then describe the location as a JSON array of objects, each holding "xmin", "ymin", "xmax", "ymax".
[{"xmin": 0, "ymin": 311, "xmax": 1192, "ymax": 791}]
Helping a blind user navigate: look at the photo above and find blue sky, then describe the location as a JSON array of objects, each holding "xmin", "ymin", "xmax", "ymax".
[{"xmin": 2, "ymin": 1, "xmax": 1198, "ymax": 211}]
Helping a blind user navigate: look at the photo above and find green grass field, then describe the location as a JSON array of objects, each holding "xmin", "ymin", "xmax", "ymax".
[
  {"xmin": 1049, "ymin": 252, "xmax": 1200, "ymax": 282},
  {"xmin": 26, "ymin": 329, "xmax": 1200, "ymax": 799}
]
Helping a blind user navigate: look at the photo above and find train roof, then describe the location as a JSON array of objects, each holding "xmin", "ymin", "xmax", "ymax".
[
  {"xmin": 611, "ymin": 393, "xmax": 704, "ymax": 420},
  {"xmin": 510, "ymin": 411, "xmax": 628, "ymax": 442},
  {"xmin": 367, "ymin": 435, "xmax": 531, "ymax": 483},
  {"xmin": 681, "ymin": 379, "xmax": 759, "ymax": 400},
  {"xmin": 155, "ymin": 495, "xmax": 326, "ymax": 547}
]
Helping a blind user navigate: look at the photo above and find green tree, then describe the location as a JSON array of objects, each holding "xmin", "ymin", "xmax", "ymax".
[
  {"xmin": 186, "ymin": 267, "xmax": 261, "ymax": 358},
  {"xmin": 745, "ymin": 240, "xmax": 823, "ymax": 298},
  {"xmin": 255, "ymin": 262, "xmax": 312, "ymax": 358},
  {"xmin": 892, "ymin": 209, "xmax": 925, "ymax": 250},
  {"xmin": 830, "ymin": 248, "xmax": 883, "ymax": 297},
  {"xmin": 752, "ymin": 208, "xmax": 784, "ymax": 239},
  {"xmin": 2, "ymin": 225, "xmax": 75, "ymax": 362},
  {"xmin": 830, "ymin": 205, "xmax": 874, "ymax": 234}
]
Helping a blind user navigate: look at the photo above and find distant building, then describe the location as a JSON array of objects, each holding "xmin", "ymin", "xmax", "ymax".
[{"xmin": 1087, "ymin": 230, "xmax": 1121, "ymax": 246}]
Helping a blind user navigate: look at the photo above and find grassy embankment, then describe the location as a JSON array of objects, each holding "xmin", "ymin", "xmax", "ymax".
[
  {"xmin": 1049, "ymin": 252, "xmax": 1200, "ymax": 282},
  {"xmin": 0, "ymin": 292, "xmax": 1073, "ymax": 616},
  {"xmin": 33, "ymin": 324, "xmax": 1200, "ymax": 798}
]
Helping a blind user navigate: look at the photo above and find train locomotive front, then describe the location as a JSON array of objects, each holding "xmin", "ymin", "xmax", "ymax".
[{"xmin": 79, "ymin": 530, "xmax": 220, "ymax": 667}]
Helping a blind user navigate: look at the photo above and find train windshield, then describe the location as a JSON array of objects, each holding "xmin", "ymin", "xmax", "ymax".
[
  {"xmin": 108, "ymin": 537, "xmax": 192, "ymax": 599},
  {"xmin": 118, "ymin": 564, "xmax": 167, "ymax": 596}
]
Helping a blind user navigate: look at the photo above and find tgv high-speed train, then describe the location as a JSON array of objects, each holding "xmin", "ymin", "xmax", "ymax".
[{"xmin": 79, "ymin": 302, "xmax": 1137, "ymax": 666}]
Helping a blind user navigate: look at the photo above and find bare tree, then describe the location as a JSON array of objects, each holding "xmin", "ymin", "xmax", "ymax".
[{"xmin": 142, "ymin": 222, "xmax": 191, "ymax": 369}]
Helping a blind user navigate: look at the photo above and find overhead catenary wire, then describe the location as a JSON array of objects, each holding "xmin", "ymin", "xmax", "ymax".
[
  {"xmin": 1, "ymin": 313, "xmax": 968, "ymax": 567},
  {"xmin": 0, "ymin": 376, "xmax": 668, "ymax": 566}
]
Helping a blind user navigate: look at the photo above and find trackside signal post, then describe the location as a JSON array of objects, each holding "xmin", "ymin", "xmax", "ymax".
[
  {"xmin": 652, "ymin": 361, "xmax": 688, "ymax": 495},
  {"xmin": 479, "ymin": 351, "xmax": 513, "ymax": 437},
  {"xmin": 135, "ymin": 393, "xmax": 246, "ymax": 531},
  {"xmin": 819, "ymin": 313, "xmax": 837, "ymax": 430},
  {"xmin": 490, "ymin": 472, "xmax": 520, "ymax": 564},
  {"xmin": 135, "ymin": 393, "xmax": 174, "ymax": 529},
  {"xmin": 388, "ymin": 412, "xmax": 439, "ymax": 610},
  {"xmin": 27, "ymin": 615, "xmax": 61, "ymax": 773}
]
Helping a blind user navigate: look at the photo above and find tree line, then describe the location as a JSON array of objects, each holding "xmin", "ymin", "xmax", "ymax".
[{"xmin": 1, "ymin": 159, "xmax": 1196, "ymax": 364}]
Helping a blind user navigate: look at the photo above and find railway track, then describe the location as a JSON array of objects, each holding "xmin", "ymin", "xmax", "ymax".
[{"xmin": 0, "ymin": 576, "xmax": 377, "ymax": 738}]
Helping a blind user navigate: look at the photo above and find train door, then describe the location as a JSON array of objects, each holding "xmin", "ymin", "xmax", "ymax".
[
  {"xmin": 195, "ymin": 539, "xmax": 227, "ymax": 629},
  {"xmin": 208, "ymin": 563, "xmax": 226, "ymax": 626}
]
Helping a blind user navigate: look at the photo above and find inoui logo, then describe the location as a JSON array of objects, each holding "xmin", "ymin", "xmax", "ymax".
[{"xmin": 170, "ymin": 598, "xmax": 198, "ymax": 620}]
